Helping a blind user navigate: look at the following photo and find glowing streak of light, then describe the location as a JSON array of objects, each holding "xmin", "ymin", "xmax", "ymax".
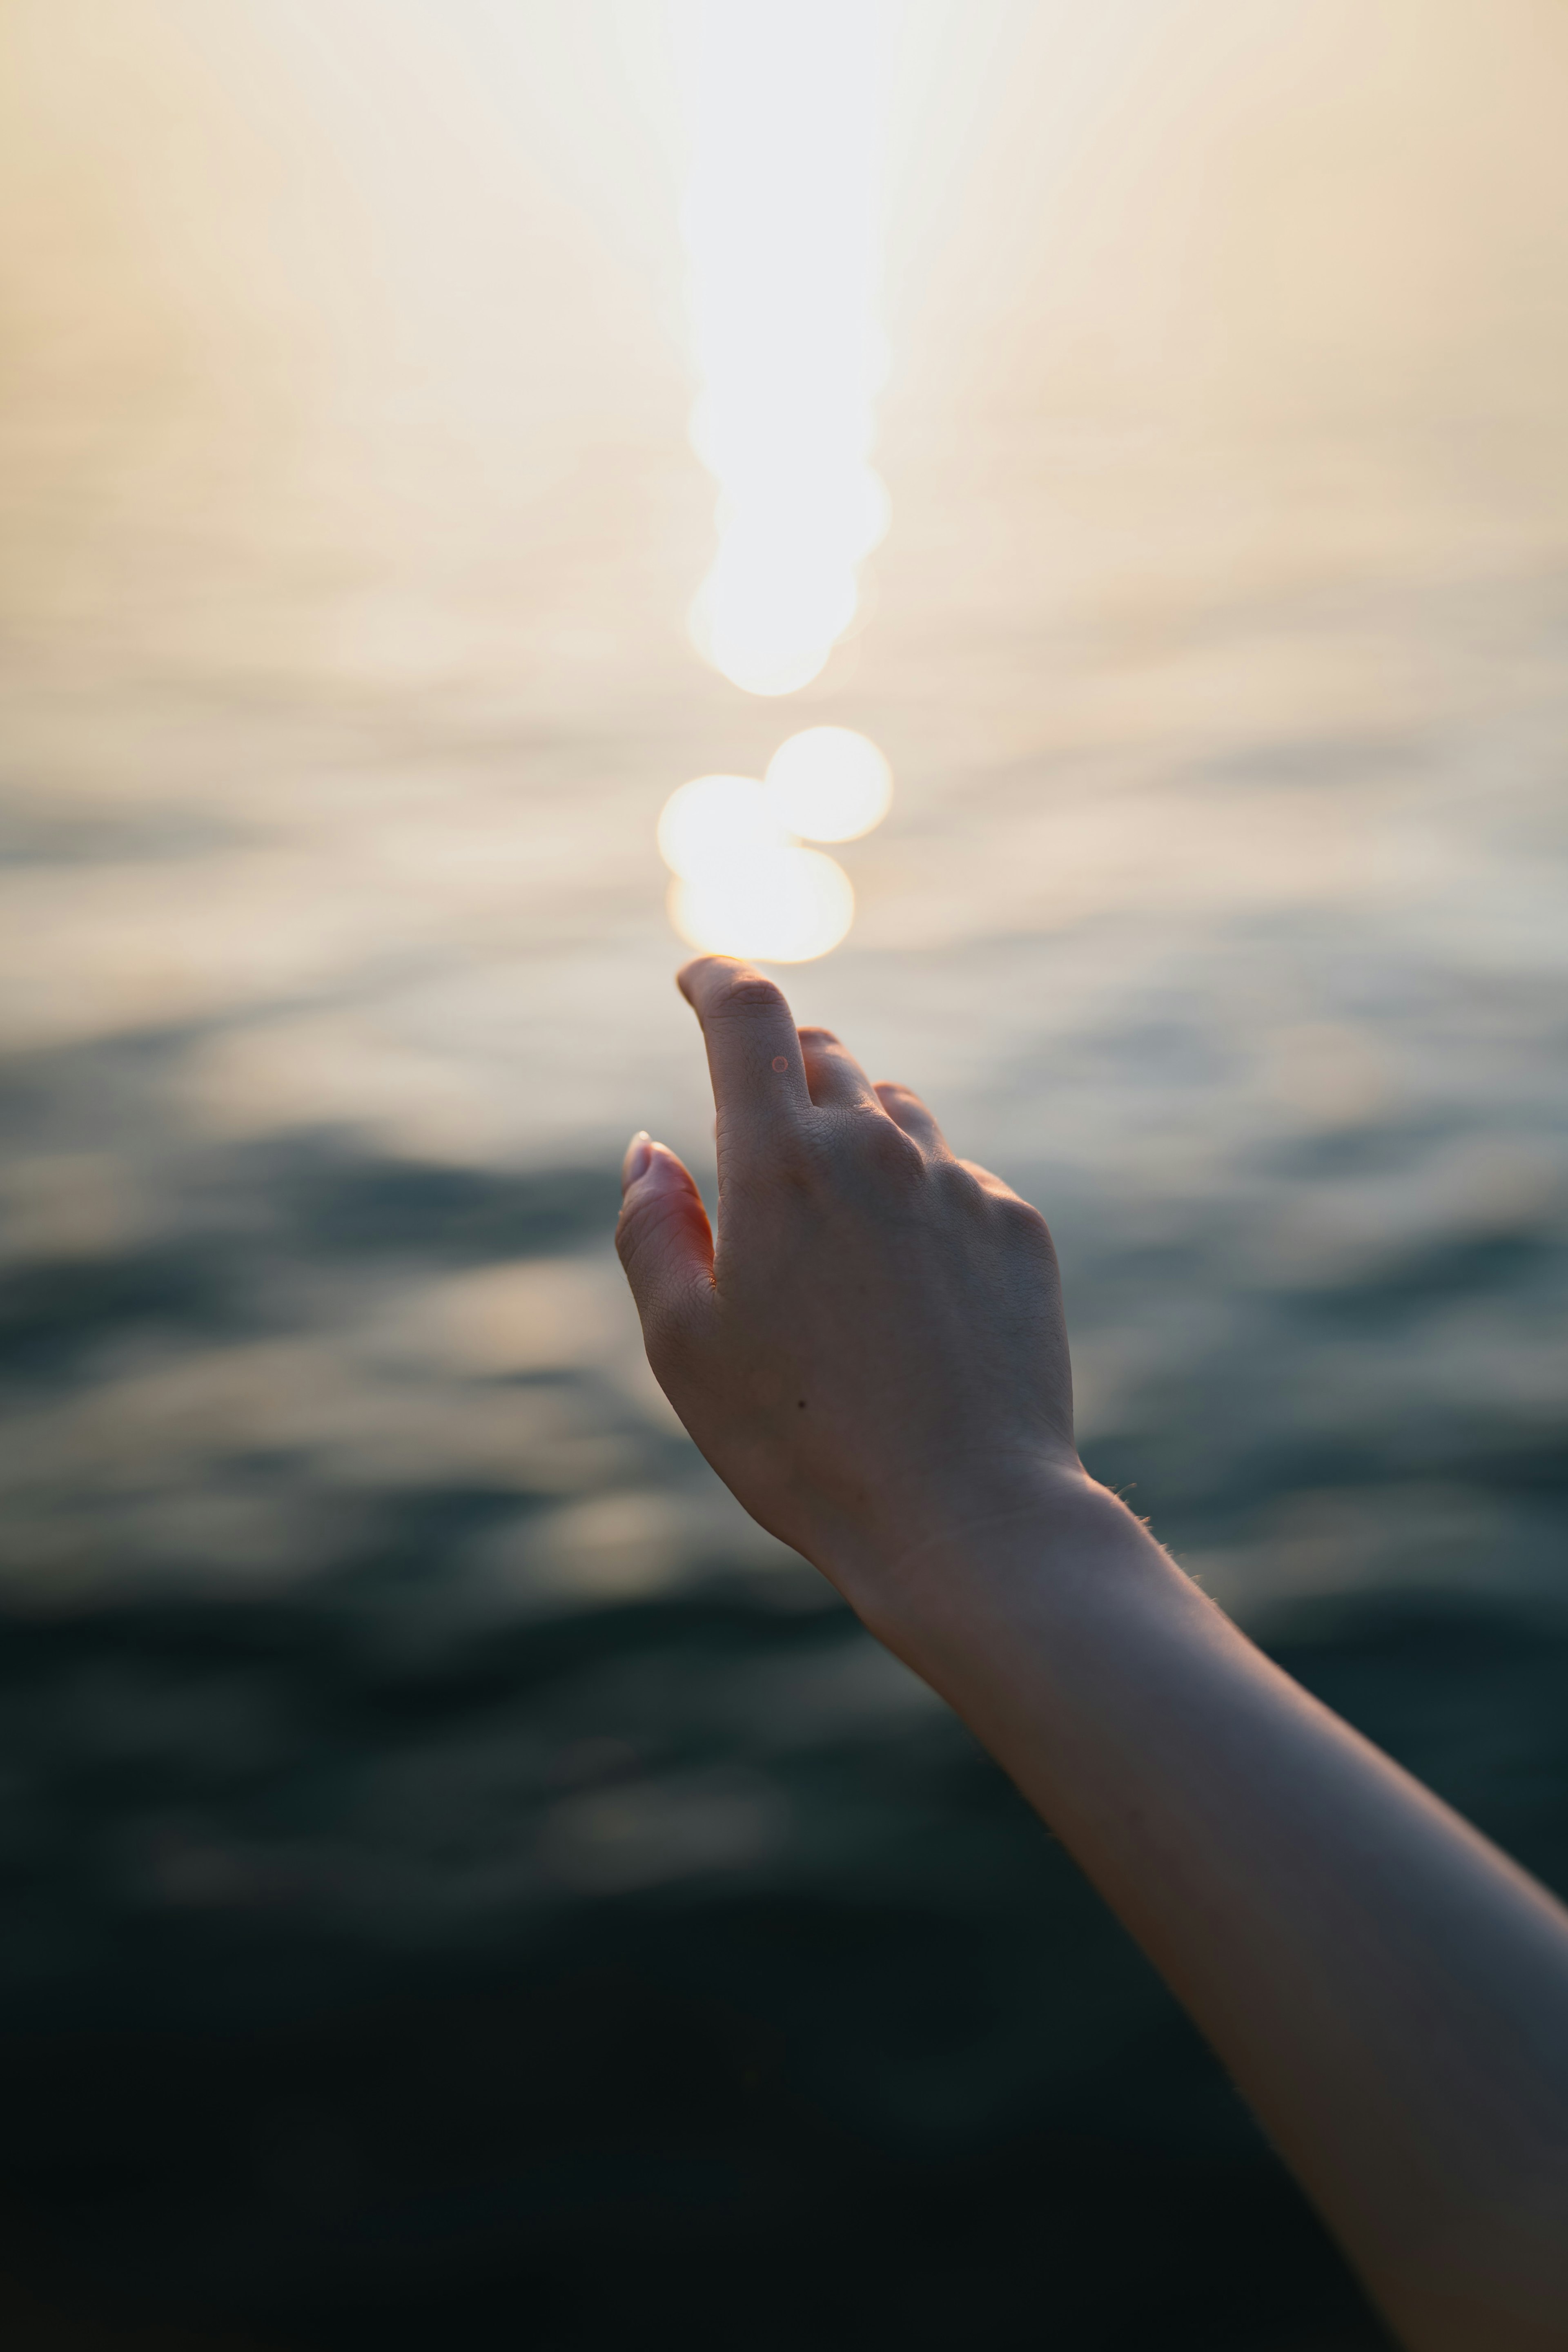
[{"xmin": 681, "ymin": 0, "xmax": 889, "ymax": 697}]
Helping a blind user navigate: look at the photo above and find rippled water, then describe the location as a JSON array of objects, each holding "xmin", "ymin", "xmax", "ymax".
[{"xmin": 1, "ymin": 4, "xmax": 1566, "ymax": 2344}]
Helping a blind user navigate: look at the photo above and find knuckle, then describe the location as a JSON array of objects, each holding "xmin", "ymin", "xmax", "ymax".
[
  {"xmin": 995, "ymin": 1190, "xmax": 1043, "ymax": 1228},
  {"xmin": 936, "ymin": 1156, "xmax": 984, "ymax": 1205},
  {"xmin": 715, "ymin": 974, "xmax": 787, "ymax": 1021},
  {"xmin": 861, "ymin": 1116, "xmax": 925, "ymax": 1186},
  {"xmin": 996, "ymin": 1193, "xmax": 1055, "ymax": 1251},
  {"xmin": 940, "ymin": 1162, "xmax": 987, "ymax": 1232}
]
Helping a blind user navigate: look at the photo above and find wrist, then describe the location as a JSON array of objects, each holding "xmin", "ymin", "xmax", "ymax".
[{"xmin": 842, "ymin": 1462, "xmax": 1169, "ymax": 1659}]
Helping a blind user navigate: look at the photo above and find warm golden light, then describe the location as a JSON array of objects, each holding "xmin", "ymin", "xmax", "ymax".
[
  {"xmin": 681, "ymin": 0, "xmax": 889, "ymax": 696},
  {"xmin": 764, "ymin": 726, "xmax": 893, "ymax": 842},
  {"xmin": 656, "ymin": 729, "xmax": 891, "ymax": 963},
  {"xmin": 669, "ymin": 848, "xmax": 854, "ymax": 964},
  {"xmin": 656, "ymin": 775, "xmax": 787, "ymax": 879}
]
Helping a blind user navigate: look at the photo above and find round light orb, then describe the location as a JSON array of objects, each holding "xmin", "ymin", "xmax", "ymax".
[
  {"xmin": 688, "ymin": 560, "xmax": 853, "ymax": 698},
  {"xmin": 764, "ymin": 727, "xmax": 893, "ymax": 843},
  {"xmin": 657, "ymin": 775, "xmax": 787, "ymax": 880},
  {"xmin": 699, "ymin": 630, "xmax": 834, "ymax": 698},
  {"xmin": 668, "ymin": 846, "xmax": 854, "ymax": 964}
]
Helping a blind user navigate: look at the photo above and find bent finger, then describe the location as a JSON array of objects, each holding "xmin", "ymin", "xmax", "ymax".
[
  {"xmin": 958, "ymin": 1155, "xmax": 1023, "ymax": 1200},
  {"xmin": 616, "ymin": 1133, "xmax": 716, "ymax": 1345},
  {"xmin": 874, "ymin": 1081, "xmax": 951, "ymax": 1156},
  {"xmin": 799, "ymin": 1026, "xmax": 882, "ymax": 1112},
  {"xmin": 677, "ymin": 959, "xmax": 812, "ymax": 1160}
]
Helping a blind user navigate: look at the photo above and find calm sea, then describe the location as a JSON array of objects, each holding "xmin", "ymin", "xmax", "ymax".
[{"xmin": 0, "ymin": 6, "xmax": 1564, "ymax": 2343}]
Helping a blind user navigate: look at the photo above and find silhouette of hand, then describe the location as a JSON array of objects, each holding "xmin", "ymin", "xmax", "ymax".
[{"xmin": 616, "ymin": 956, "xmax": 1080, "ymax": 1619}]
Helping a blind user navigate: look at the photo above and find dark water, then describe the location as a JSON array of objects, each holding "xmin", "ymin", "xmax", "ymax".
[
  {"xmin": 3, "ymin": 2, "xmax": 1568, "ymax": 2343},
  {"xmin": 1, "ymin": 1133, "xmax": 1565, "ymax": 2348}
]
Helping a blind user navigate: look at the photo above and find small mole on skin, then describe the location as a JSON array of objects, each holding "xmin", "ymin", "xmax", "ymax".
[
  {"xmin": 797, "ymin": 1399, "xmax": 807, "ymax": 1410},
  {"xmin": 771, "ymin": 1056, "xmax": 788, "ymax": 1073}
]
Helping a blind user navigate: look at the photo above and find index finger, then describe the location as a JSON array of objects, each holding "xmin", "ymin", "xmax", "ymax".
[{"xmin": 677, "ymin": 958, "xmax": 814, "ymax": 1150}]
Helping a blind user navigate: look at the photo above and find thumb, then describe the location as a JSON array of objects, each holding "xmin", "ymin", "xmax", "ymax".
[{"xmin": 615, "ymin": 1132, "xmax": 715, "ymax": 1349}]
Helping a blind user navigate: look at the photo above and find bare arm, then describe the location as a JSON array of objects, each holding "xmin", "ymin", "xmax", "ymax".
[{"xmin": 615, "ymin": 955, "xmax": 1568, "ymax": 2352}]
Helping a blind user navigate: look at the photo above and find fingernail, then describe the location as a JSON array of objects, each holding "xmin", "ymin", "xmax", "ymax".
[{"xmin": 622, "ymin": 1130, "xmax": 653, "ymax": 1186}]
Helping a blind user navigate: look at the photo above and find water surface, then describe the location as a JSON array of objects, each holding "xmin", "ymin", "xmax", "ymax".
[{"xmin": 0, "ymin": 6, "xmax": 1565, "ymax": 2344}]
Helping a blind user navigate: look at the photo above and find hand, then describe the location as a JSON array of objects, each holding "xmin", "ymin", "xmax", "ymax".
[
  {"xmin": 615, "ymin": 957, "xmax": 1082, "ymax": 1619},
  {"xmin": 617, "ymin": 967, "xmax": 1568, "ymax": 2352}
]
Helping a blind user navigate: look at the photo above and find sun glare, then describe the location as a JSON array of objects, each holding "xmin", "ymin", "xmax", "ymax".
[
  {"xmin": 657, "ymin": 733, "xmax": 893, "ymax": 963},
  {"xmin": 681, "ymin": 0, "xmax": 888, "ymax": 697},
  {"xmin": 656, "ymin": 775, "xmax": 787, "ymax": 878},
  {"xmin": 669, "ymin": 848, "xmax": 855, "ymax": 964},
  {"xmin": 765, "ymin": 727, "xmax": 893, "ymax": 842}
]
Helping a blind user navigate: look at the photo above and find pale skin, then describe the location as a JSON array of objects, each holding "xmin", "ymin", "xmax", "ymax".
[{"xmin": 615, "ymin": 954, "xmax": 1568, "ymax": 2352}]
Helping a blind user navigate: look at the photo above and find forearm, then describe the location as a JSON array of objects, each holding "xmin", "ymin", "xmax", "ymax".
[
  {"xmin": 621, "ymin": 961, "xmax": 1568, "ymax": 2348},
  {"xmin": 872, "ymin": 1474, "xmax": 1568, "ymax": 2351}
]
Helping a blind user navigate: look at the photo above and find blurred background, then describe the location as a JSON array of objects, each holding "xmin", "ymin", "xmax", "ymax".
[{"xmin": 1, "ymin": 2, "xmax": 1566, "ymax": 2345}]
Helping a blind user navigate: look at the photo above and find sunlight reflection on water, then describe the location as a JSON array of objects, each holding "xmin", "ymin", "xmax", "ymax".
[
  {"xmin": 2, "ymin": 19, "xmax": 1567, "ymax": 2340},
  {"xmin": 669, "ymin": 843, "xmax": 856, "ymax": 963},
  {"xmin": 0, "ymin": 0, "xmax": 1565, "ymax": 1632},
  {"xmin": 766, "ymin": 727, "xmax": 894, "ymax": 844},
  {"xmin": 682, "ymin": 0, "xmax": 889, "ymax": 694},
  {"xmin": 656, "ymin": 732, "xmax": 891, "ymax": 959}
]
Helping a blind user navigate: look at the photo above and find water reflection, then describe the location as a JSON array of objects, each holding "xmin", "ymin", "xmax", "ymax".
[
  {"xmin": 766, "ymin": 725, "xmax": 894, "ymax": 843},
  {"xmin": 670, "ymin": 840, "xmax": 855, "ymax": 962},
  {"xmin": 657, "ymin": 744, "xmax": 890, "ymax": 959},
  {"xmin": 1, "ymin": 2, "xmax": 1567, "ymax": 2341},
  {"xmin": 0, "ymin": 0, "xmax": 1562, "ymax": 1620},
  {"xmin": 657, "ymin": 773, "xmax": 787, "ymax": 879},
  {"xmin": 682, "ymin": 0, "xmax": 889, "ymax": 693}
]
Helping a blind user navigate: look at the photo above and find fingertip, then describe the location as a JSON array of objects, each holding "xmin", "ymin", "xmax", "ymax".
[
  {"xmin": 614, "ymin": 1137, "xmax": 714, "ymax": 1313},
  {"xmin": 621, "ymin": 1129, "xmax": 652, "ymax": 1188},
  {"xmin": 621, "ymin": 1136, "xmax": 700, "ymax": 1197},
  {"xmin": 676, "ymin": 954, "xmax": 742, "ymax": 1008}
]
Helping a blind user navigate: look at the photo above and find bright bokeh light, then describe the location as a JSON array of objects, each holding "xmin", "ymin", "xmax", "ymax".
[
  {"xmin": 656, "ymin": 774, "xmax": 788, "ymax": 878},
  {"xmin": 669, "ymin": 847, "xmax": 855, "ymax": 964},
  {"xmin": 682, "ymin": 0, "xmax": 888, "ymax": 696},
  {"xmin": 764, "ymin": 727, "xmax": 893, "ymax": 842},
  {"xmin": 657, "ymin": 731, "xmax": 891, "ymax": 962}
]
